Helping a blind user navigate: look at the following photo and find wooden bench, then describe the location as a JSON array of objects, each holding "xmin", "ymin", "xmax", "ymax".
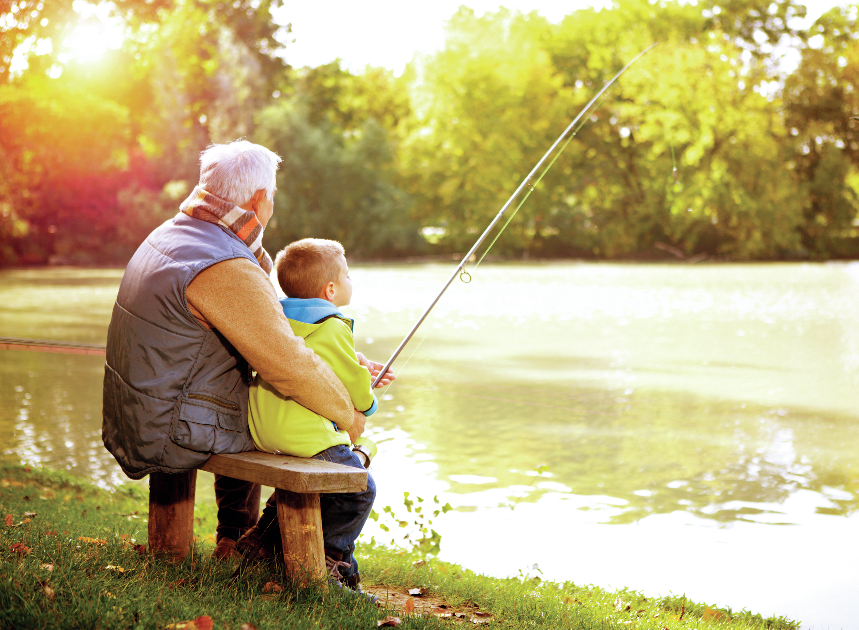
[{"xmin": 147, "ymin": 451, "xmax": 367, "ymax": 579}]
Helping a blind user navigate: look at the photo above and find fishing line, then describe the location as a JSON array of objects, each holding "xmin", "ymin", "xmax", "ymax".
[
  {"xmin": 468, "ymin": 89, "xmax": 615, "ymax": 275},
  {"xmin": 374, "ymin": 306, "xmax": 443, "ymax": 399}
]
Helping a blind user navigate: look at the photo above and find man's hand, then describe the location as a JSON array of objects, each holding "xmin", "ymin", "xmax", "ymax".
[
  {"xmin": 356, "ymin": 352, "xmax": 396, "ymax": 388},
  {"xmin": 348, "ymin": 409, "xmax": 366, "ymax": 444}
]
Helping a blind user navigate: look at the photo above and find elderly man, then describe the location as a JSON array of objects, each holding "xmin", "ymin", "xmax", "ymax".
[{"xmin": 102, "ymin": 140, "xmax": 391, "ymax": 559}]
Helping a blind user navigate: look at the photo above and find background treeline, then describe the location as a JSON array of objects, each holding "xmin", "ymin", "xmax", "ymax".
[{"xmin": 2, "ymin": 0, "xmax": 859, "ymax": 264}]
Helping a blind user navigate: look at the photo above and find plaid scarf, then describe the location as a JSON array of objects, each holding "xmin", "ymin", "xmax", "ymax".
[{"xmin": 179, "ymin": 186, "xmax": 273, "ymax": 274}]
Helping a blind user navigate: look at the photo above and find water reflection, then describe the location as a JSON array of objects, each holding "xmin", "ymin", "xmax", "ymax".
[
  {"xmin": 0, "ymin": 351, "xmax": 123, "ymax": 487},
  {"xmin": 365, "ymin": 379, "xmax": 859, "ymax": 525}
]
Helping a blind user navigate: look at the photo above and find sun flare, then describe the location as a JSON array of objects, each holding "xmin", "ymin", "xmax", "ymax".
[{"xmin": 62, "ymin": 21, "xmax": 125, "ymax": 63}]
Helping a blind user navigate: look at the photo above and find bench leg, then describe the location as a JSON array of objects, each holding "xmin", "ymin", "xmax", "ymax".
[
  {"xmin": 275, "ymin": 489, "xmax": 325, "ymax": 584},
  {"xmin": 149, "ymin": 470, "xmax": 197, "ymax": 560}
]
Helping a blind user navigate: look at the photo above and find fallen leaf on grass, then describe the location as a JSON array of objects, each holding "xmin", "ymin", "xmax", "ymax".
[
  {"xmin": 9, "ymin": 543, "xmax": 31, "ymax": 556},
  {"xmin": 262, "ymin": 582, "xmax": 283, "ymax": 593},
  {"xmin": 404, "ymin": 598, "xmax": 415, "ymax": 615},
  {"xmin": 45, "ymin": 531, "xmax": 57, "ymax": 537},
  {"xmin": 134, "ymin": 544, "xmax": 147, "ymax": 555},
  {"xmin": 377, "ymin": 617, "xmax": 402, "ymax": 627},
  {"xmin": 41, "ymin": 564, "xmax": 54, "ymax": 572},
  {"xmin": 240, "ymin": 625, "xmax": 258, "ymax": 630},
  {"xmin": 77, "ymin": 537, "xmax": 107, "ymax": 545},
  {"xmin": 44, "ymin": 584, "xmax": 55, "ymax": 600},
  {"xmin": 23, "ymin": 512, "xmax": 36, "ymax": 518},
  {"xmin": 470, "ymin": 617, "xmax": 492, "ymax": 625},
  {"xmin": 164, "ymin": 615, "xmax": 213, "ymax": 630},
  {"xmin": 614, "ymin": 596, "xmax": 630, "ymax": 612},
  {"xmin": 408, "ymin": 587, "xmax": 428, "ymax": 596},
  {"xmin": 702, "ymin": 607, "xmax": 731, "ymax": 622},
  {"xmin": 105, "ymin": 565, "xmax": 126, "ymax": 573},
  {"xmin": 4, "ymin": 514, "xmax": 12, "ymax": 527}
]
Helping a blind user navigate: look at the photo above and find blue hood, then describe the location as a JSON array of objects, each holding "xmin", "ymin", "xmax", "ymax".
[{"xmin": 280, "ymin": 298, "xmax": 354, "ymax": 330}]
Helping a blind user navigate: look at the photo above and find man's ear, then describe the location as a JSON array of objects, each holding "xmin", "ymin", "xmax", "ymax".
[
  {"xmin": 242, "ymin": 189, "xmax": 268, "ymax": 215},
  {"xmin": 251, "ymin": 189, "xmax": 267, "ymax": 210}
]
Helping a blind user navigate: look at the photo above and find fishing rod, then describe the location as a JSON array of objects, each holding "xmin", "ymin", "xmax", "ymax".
[
  {"xmin": 372, "ymin": 43, "xmax": 657, "ymax": 388},
  {"xmin": 0, "ymin": 336, "xmax": 106, "ymax": 356}
]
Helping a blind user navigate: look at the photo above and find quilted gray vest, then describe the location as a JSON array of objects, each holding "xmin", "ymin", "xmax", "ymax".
[{"xmin": 102, "ymin": 213, "xmax": 257, "ymax": 479}]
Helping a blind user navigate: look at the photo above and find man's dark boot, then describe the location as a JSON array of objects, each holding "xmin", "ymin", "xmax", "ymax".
[
  {"xmin": 235, "ymin": 497, "xmax": 281, "ymax": 561},
  {"xmin": 212, "ymin": 537, "xmax": 240, "ymax": 560}
]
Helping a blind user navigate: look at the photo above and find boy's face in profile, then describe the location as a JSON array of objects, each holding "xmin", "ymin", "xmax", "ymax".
[{"xmin": 327, "ymin": 254, "xmax": 353, "ymax": 308}]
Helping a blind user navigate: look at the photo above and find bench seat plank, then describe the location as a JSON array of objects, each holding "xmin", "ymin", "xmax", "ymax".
[{"xmin": 200, "ymin": 451, "xmax": 366, "ymax": 494}]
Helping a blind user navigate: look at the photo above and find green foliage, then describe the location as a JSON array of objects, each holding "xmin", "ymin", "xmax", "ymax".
[
  {"xmin": 400, "ymin": 7, "xmax": 576, "ymax": 254},
  {"xmin": 783, "ymin": 4, "xmax": 859, "ymax": 258},
  {"xmin": 256, "ymin": 66, "xmax": 423, "ymax": 259},
  {"xmin": 370, "ymin": 492, "xmax": 452, "ymax": 558},
  {"xmin": 0, "ymin": 464, "xmax": 388, "ymax": 630}
]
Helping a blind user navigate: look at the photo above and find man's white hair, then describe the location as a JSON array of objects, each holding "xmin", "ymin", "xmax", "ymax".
[{"xmin": 198, "ymin": 140, "xmax": 282, "ymax": 206}]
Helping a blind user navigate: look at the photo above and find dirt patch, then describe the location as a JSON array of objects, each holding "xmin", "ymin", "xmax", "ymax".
[{"xmin": 364, "ymin": 584, "xmax": 493, "ymax": 624}]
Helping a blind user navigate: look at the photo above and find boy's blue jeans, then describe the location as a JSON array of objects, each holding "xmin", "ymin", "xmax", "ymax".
[{"xmin": 313, "ymin": 444, "xmax": 377, "ymax": 583}]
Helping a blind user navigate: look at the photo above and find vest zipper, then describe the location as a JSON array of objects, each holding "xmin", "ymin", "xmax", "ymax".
[{"xmin": 187, "ymin": 393, "xmax": 240, "ymax": 411}]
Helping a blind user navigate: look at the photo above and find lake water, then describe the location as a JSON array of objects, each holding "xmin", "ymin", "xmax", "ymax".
[{"xmin": 1, "ymin": 263, "xmax": 858, "ymax": 629}]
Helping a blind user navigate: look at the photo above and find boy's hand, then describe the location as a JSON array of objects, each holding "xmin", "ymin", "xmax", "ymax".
[
  {"xmin": 356, "ymin": 352, "xmax": 396, "ymax": 387},
  {"xmin": 348, "ymin": 410, "xmax": 366, "ymax": 443}
]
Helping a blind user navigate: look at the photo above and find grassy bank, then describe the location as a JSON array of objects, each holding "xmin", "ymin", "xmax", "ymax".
[{"xmin": 0, "ymin": 463, "xmax": 799, "ymax": 630}]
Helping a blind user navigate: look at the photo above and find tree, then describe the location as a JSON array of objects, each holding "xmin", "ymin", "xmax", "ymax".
[
  {"xmin": 400, "ymin": 8, "xmax": 578, "ymax": 255},
  {"xmin": 784, "ymin": 5, "xmax": 859, "ymax": 257},
  {"xmin": 256, "ymin": 63, "xmax": 421, "ymax": 258}
]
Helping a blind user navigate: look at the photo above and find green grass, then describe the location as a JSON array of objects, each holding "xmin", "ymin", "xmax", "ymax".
[{"xmin": 0, "ymin": 463, "xmax": 800, "ymax": 630}]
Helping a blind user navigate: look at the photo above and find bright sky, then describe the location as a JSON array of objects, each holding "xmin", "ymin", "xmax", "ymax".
[
  {"xmin": 10, "ymin": 0, "xmax": 847, "ymax": 76},
  {"xmin": 273, "ymin": 0, "xmax": 847, "ymax": 75},
  {"xmin": 272, "ymin": 0, "xmax": 605, "ymax": 74}
]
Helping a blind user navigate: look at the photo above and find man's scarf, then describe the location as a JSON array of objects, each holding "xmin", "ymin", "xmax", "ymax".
[{"xmin": 179, "ymin": 186, "xmax": 273, "ymax": 274}]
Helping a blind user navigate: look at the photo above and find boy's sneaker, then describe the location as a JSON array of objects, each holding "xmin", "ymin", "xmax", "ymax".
[
  {"xmin": 326, "ymin": 554, "xmax": 379, "ymax": 605},
  {"xmin": 325, "ymin": 554, "xmax": 352, "ymax": 582}
]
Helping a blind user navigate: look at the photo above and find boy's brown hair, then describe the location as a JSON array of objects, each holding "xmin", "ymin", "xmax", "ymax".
[{"xmin": 275, "ymin": 238, "xmax": 346, "ymax": 299}]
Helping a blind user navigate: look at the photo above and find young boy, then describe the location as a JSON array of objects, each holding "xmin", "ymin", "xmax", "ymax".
[{"xmin": 240, "ymin": 238, "xmax": 378, "ymax": 592}]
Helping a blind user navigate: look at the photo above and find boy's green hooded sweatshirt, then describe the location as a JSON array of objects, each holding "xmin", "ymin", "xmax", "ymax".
[{"xmin": 248, "ymin": 298, "xmax": 378, "ymax": 457}]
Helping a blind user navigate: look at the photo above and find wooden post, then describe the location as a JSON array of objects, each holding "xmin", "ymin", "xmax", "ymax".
[
  {"xmin": 275, "ymin": 489, "xmax": 325, "ymax": 583},
  {"xmin": 148, "ymin": 470, "xmax": 197, "ymax": 560}
]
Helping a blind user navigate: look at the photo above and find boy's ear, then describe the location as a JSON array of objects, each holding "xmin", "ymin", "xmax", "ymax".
[{"xmin": 323, "ymin": 281, "xmax": 336, "ymax": 301}]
